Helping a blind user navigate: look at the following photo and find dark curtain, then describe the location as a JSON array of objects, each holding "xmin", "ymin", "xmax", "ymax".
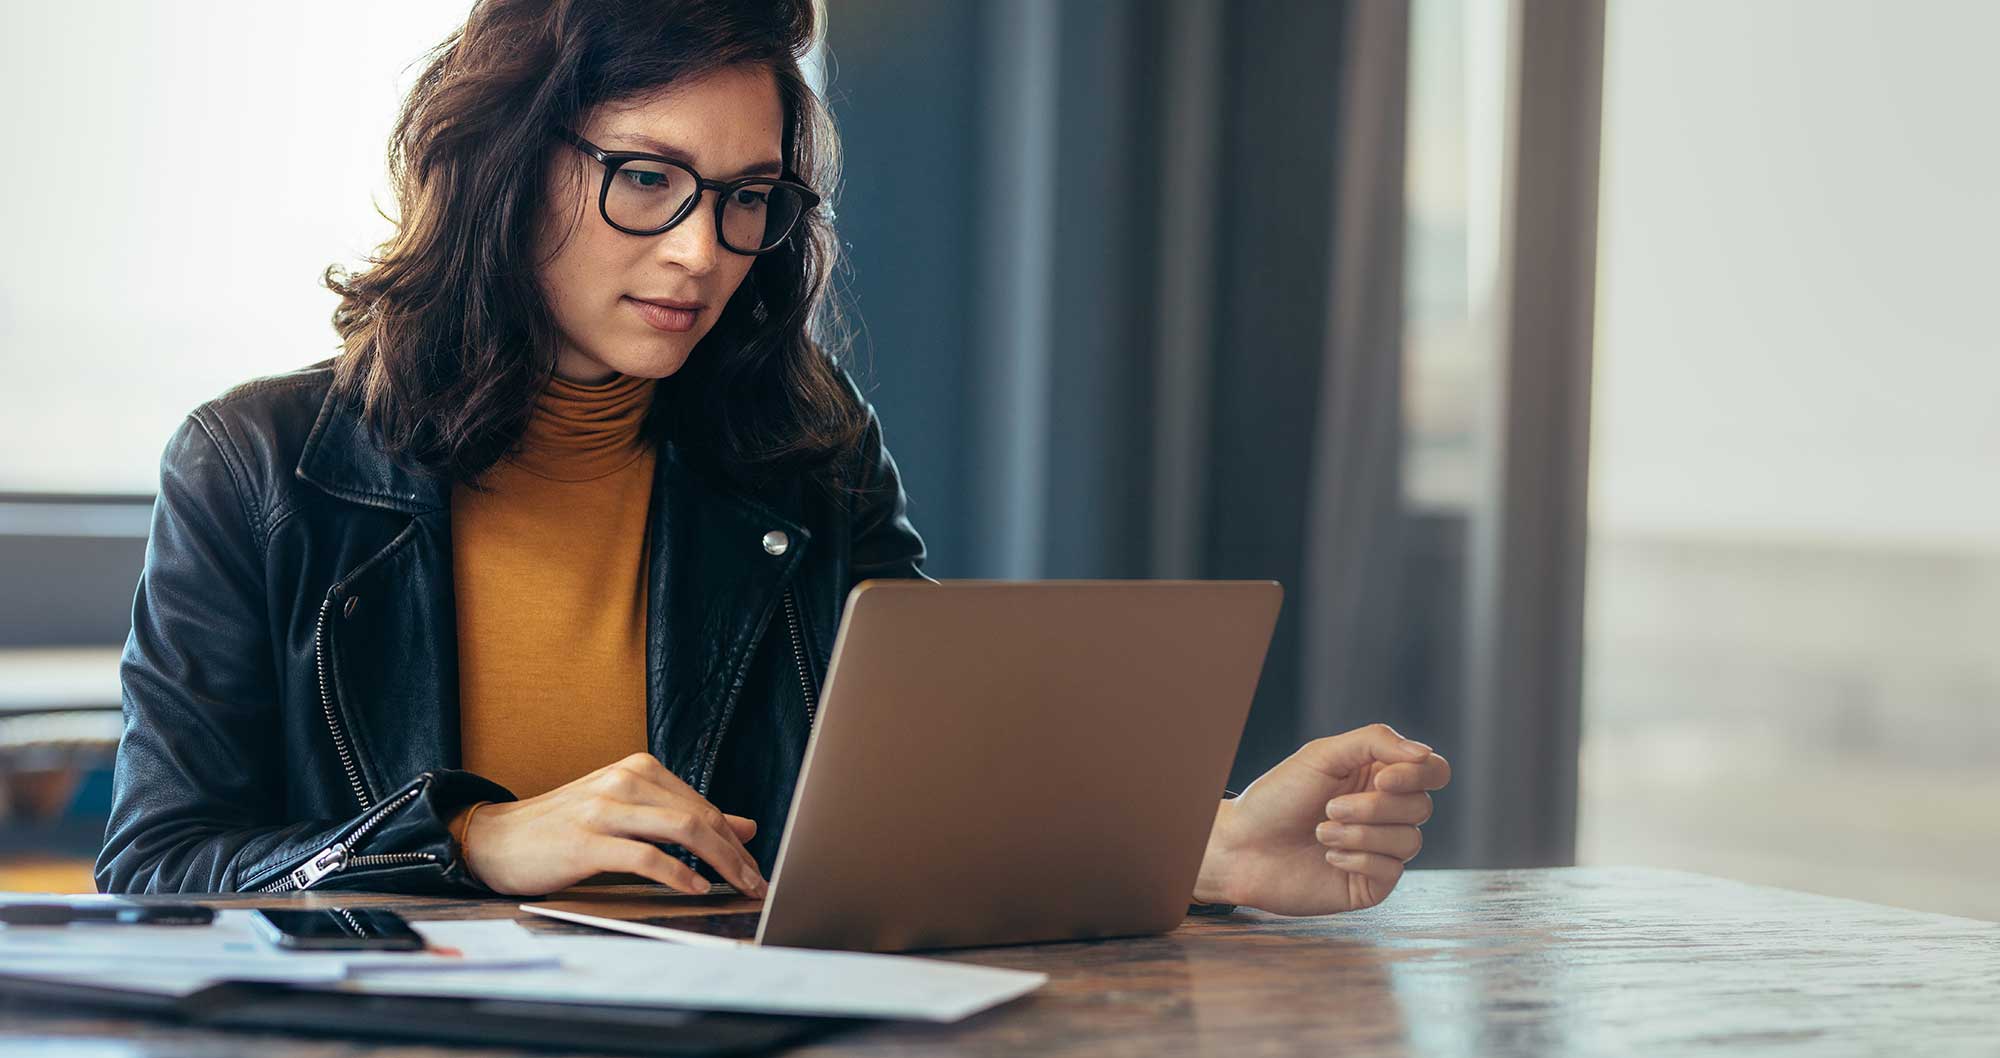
[{"xmin": 827, "ymin": 0, "xmax": 1489, "ymax": 864}]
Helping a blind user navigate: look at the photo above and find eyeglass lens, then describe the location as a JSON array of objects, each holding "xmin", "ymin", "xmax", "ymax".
[{"xmin": 605, "ymin": 159, "xmax": 806, "ymax": 251}]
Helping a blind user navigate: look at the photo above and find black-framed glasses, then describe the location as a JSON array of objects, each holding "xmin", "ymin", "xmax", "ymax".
[{"xmin": 556, "ymin": 127, "xmax": 820, "ymax": 254}]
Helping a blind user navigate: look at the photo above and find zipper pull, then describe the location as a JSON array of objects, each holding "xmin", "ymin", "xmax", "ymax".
[{"xmin": 287, "ymin": 843, "xmax": 349, "ymax": 890}]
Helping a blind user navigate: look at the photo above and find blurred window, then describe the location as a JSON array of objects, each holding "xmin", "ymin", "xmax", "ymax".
[
  {"xmin": 0, "ymin": 2, "xmax": 470, "ymax": 493},
  {"xmin": 0, "ymin": 2, "xmax": 823, "ymax": 495},
  {"xmin": 1582, "ymin": 0, "xmax": 2000, "ymax": 920}
]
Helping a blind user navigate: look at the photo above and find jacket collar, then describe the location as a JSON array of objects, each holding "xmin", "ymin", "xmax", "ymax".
[
  {"xmin": 292, "ymin": 378, "xmax": 810, "ymax": 530},
  {"xmin": 295, "ymin": 382, "xmax": 450, "ymax": 514}
]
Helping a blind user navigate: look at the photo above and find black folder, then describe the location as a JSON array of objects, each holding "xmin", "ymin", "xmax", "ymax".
[{"xmin": 0, "ymin": 972, "xmax": 859, "ymax": 1055}]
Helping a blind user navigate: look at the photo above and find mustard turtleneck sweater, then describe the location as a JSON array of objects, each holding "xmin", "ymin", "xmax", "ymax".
[{"xmin": 449, "ymin": 371, "xmax": 659, "ymax": 817}]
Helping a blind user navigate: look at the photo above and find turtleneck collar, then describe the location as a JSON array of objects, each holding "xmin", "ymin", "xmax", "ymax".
[{"xmin": 503, "ymin": 371, "xmax": 660, "ymax": 482}]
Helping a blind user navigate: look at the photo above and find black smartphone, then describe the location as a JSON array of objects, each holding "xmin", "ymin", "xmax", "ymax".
[{"xmin": 249, "ymin": 908, "xmax": 426, "ymax": 951}]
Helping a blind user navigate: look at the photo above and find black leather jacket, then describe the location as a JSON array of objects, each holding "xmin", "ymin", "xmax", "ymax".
[{"xmin": 95, "ymin": 359, "xmax": 928, "ymax": 895}]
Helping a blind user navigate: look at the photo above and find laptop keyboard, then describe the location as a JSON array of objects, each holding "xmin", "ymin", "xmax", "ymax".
[{"xmin": 629, "ymin": 910, "xmax": 762, "ymax": 940}]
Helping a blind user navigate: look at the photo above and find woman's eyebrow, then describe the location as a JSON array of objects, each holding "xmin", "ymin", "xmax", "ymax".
[{"xmin": 606, "ymin": 132, "xmax": 783, "ymax": 178}]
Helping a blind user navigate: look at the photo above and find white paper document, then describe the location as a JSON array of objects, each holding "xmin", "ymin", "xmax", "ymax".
[
  {"xmin": 0, "ymin": 915, "xmax": 557, "ymax": 988},
  {"xmin": 0, "ymin": 896, "xmax": 1046, "ymax": 1022},
  {"xmin": 338, "ymin": 934, "xmax": 1048, "ymax": 1022}
]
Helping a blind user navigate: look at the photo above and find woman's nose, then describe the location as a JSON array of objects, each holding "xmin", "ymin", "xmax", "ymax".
[{"xmin": 654, "ymin": 190, "xmax": 722, "ymax": 276}]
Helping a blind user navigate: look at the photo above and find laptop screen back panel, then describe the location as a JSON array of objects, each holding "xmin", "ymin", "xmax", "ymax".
[{"xmin": 758, "ymin": 580, "xmax": 1282, "ymax": 952}]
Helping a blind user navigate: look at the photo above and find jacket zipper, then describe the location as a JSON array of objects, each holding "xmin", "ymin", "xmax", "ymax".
[
  {"xmin": 315, "ymin": 593, "xmax": 372, "ymax": 813},
  {"xmin": 783, "ymin": 586, "xmax": 820, "ymax": 730},
  {"xmin": 255, "ymin": 782, "xmax": 436, "ymax": 892},
  {"xmin": 695, "ymin": 585, "xmax": 819, "ymax": 795},
  {"xmin": 252, "ymin": 579, "xmax": 404, "ymax": 893}
]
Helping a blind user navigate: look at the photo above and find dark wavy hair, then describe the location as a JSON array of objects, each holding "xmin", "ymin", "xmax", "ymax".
[{"xmin": 325, "ymin": 0, "xmax": 867, "ymax": 494}]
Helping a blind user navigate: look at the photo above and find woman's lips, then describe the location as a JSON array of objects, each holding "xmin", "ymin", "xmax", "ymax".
[{"xmin": 625, "ymin": 296, "xmax": 700, "ymax": 333}]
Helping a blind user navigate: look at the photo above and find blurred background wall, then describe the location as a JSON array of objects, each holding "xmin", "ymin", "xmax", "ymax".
[{"xmin": 0, "ymin": 0, "xmax": 1993, "ymax": 917}]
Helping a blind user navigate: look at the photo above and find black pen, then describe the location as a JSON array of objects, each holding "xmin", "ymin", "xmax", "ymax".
[{"xmin": 0, "ymin": 902, "xmax": 215, "ymax": 927}]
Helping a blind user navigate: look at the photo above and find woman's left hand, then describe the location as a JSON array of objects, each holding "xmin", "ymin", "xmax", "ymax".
[{"xmin": 1192, "ymin": 723, "xmax": 1451, "ymax": 916}]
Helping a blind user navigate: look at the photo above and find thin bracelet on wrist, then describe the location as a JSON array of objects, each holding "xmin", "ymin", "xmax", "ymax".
[{"xmin": 453, "ymin": 800, "xmax": 491, "ymax": 854}]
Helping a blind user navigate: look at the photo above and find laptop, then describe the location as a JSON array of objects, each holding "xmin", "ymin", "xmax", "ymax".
[{"xmin": 525, "ymin": 579, "xmax": 1282, "ymax": 952}]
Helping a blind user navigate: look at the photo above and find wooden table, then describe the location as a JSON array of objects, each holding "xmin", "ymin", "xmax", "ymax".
[{"xmin": 5, "ymin": 866, "xmax": 1996, "ymax": 1056}]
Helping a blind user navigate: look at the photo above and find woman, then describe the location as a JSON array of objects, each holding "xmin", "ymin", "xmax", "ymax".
[{"xmin": 95, "ymin": 0, "xmax": 1449, "ymax": 916}]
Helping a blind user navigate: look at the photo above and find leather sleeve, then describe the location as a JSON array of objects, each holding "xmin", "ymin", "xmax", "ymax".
[
  {"xmin": 94, "ymin": 410, "xmax": 513, "ymax": 895},
  {"xmin": 843, "ymin": 384, "xmax": 934, "ymax": 585}
]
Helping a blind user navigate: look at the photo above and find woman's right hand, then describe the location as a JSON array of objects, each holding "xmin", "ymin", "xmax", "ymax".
[{"xmin": 459, "ymin": 752, "xmax": 767, "ymax": 898}]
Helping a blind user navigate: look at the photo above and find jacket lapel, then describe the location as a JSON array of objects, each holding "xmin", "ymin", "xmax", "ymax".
[
  {"xmin": 645, "ymin": 444, "xmax": 809, "ymax": 790},
  {"xmin": 294, "ymin": 385, "xmax": 459, "ymax": 798},
  {"xmin": 295, "ymin": 382, "xmax": 811, "ymax": 799}
]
